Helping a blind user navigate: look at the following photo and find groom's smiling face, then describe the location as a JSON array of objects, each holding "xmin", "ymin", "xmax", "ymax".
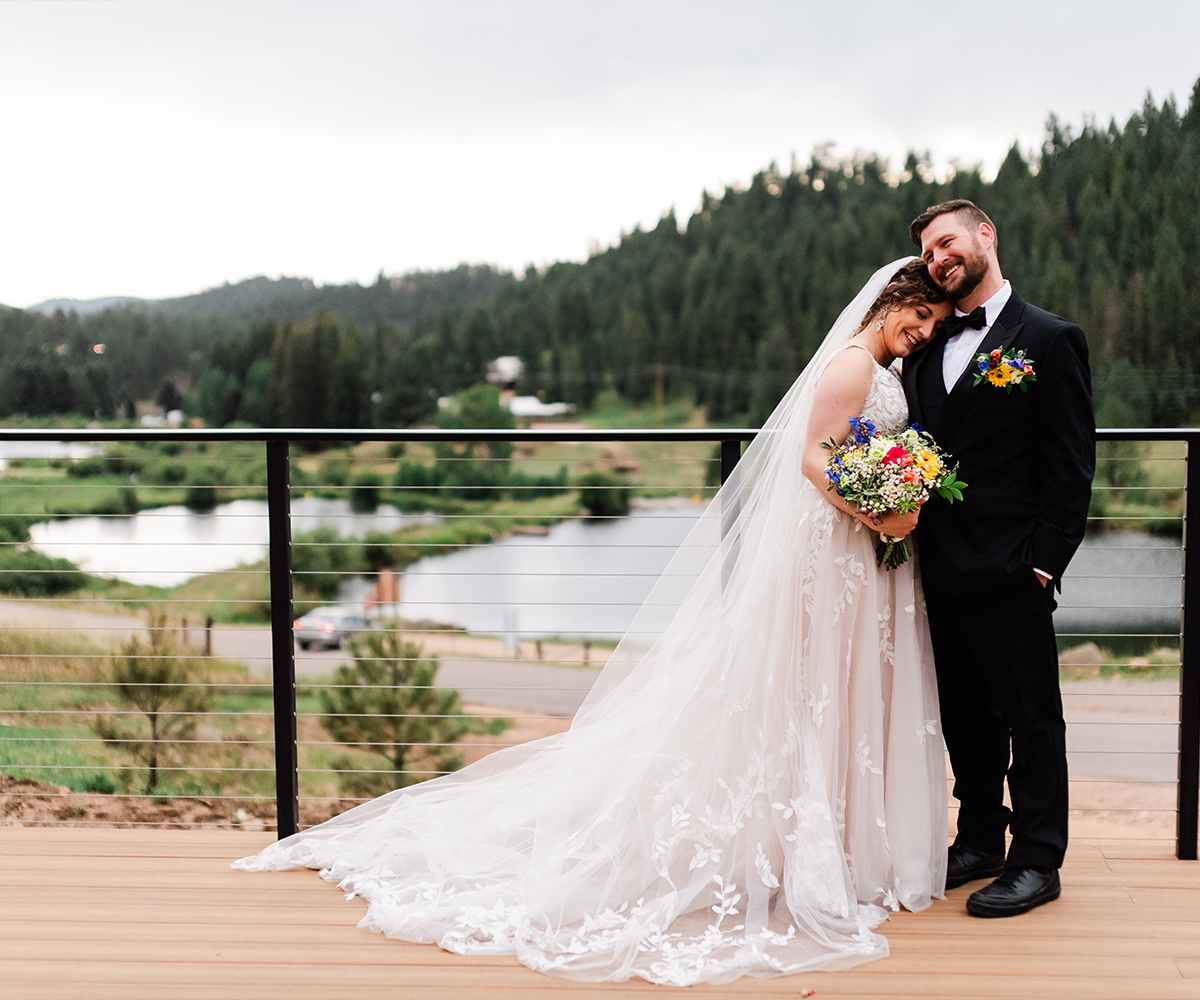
[{"xmin": 920, "ymin": 213, "xmax": 992, "ymax": 301}]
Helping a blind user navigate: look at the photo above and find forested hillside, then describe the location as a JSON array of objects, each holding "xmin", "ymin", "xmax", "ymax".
[{"xmin": 2, "ymin": 82, "xmax": 1197, "ymax": 429}]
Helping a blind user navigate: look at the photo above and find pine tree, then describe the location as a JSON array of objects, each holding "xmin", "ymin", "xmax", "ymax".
[
  {"xmin": 92, "ymin": 613, "xmax": 214, "ymax": 793},
  {"xmin": 320, "ymin": 631, "xmax": 495, "ymax": 795}
]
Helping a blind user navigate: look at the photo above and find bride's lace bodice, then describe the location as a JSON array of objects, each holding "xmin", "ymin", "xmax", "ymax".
[{"xmin": 864, "ymin": 361, "xmax": 908, "ymax": 429}]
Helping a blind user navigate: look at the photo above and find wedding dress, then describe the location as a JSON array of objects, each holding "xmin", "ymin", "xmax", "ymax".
[{"xmin": 235, "ymin": 259, "xmax": 947, "ymax": 986}]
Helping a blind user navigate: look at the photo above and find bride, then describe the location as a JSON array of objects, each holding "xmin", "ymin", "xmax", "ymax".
[{"xmin": 236, "ymin": 258, "xmax": 953, "ymax": 986}]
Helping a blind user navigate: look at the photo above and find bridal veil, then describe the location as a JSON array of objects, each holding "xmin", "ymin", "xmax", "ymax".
[{"xmin": 235, "ymin": 257, "xmax": 948, "ymax": 985}]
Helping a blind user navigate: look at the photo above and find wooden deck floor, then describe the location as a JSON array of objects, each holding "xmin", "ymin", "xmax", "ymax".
[{"xmin": 1, "ymin": 828, "xmax": 1198, "ymax": 1000}]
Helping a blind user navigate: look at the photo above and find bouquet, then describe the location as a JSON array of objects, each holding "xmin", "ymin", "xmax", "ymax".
[{"xmin": 822, "ymin": 418, "xmax": 967, "ymax": 569}]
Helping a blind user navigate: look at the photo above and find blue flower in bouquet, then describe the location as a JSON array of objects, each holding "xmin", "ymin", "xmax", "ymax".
[{"xmin": 848, "ymin": 416, "xmax": 877, "ymax": 445}]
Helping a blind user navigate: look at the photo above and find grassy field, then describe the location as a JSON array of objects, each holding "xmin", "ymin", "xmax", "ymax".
[
  {"xmin": 0, "ymin": 623, "xmax": 510, "ymax": 815},
  {"xmin": 0, "ymin": 612, "xmax": 1180, "ymax": 826}
]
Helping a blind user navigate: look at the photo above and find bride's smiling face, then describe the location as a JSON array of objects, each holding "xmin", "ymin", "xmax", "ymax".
[{"xmin": 879, "ymin": 300, "xmax": 951, "ymax": 361}]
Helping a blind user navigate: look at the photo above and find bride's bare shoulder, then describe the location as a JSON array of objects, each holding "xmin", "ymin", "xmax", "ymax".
[{"xmin": 819, "ymin": 342, "xmax": 876, "ymax": 388}]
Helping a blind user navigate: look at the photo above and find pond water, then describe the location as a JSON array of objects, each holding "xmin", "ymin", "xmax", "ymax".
[
  {"xmin": 28, "ymin": 493, "xmax": 1182, "ymax": 643},
  {"xmin": 29, "ymin": 498, "xmax": 440, "ymax": 587},
  {"xmin": 387, "ymin": 502, "xmax": 704, "ymax": 639},
  {"xmin": 387, "ymin": 520, "xmax": 1181, "ymax": 643},
  {"xmin": 1053, "ymin": 531, "xmax": 1182, "ymax": 647},
  {"xmin": 0, "ymin": 440, "xmax": 101, "ymax": 470}
]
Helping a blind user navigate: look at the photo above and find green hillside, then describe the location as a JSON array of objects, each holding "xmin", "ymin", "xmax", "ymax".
[{"xmin": 2, "ymin": 81, "xmax": 1198, "ymax": 430}]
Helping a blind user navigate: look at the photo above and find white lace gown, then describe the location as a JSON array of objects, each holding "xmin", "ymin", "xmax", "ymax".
[{"xmin": 235, "ymin": 353, "xmax": 946, "ymax": 986}]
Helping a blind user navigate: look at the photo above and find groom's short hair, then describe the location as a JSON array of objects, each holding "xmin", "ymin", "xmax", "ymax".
[{"xmin": 909, "ymin": 199, "xmax": 997, "ymax": 250}]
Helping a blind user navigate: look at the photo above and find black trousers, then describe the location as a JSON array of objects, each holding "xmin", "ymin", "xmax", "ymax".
[{"xmin": 924, "ymin": 575, "xmax": 1068, "ymax": 871}]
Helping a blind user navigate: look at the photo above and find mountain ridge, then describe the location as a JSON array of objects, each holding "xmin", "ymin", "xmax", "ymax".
[{"xmin": 22, "ymin": 265, "xmax": 513, "ymax": 326}]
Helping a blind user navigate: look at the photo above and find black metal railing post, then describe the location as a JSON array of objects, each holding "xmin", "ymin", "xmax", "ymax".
[
  {"xmin": 720, "ymin": 440, "xmax": 741, "ymax": 486},
  {"xmin": 720, "ymin": 439, "xmax": 741, "ymax": 591},
  {"xmin": 266, "ymin": 439, "xmax": 299, "ymax": 839},
  {"xmin": 1178, "ymin": 438, "xmax": 1200, "ymax": 859}
]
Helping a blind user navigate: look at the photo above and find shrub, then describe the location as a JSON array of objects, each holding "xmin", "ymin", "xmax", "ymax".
[
  {"xmin": 318, "ymin": 458, "xmax": 351, "ymax": 487},
  {"xmin": 291, "ymin": 526, "xmax": 365, "ymax": 601},
  {"xmin": 184, "ymin": 483, "xmax": 219, "ymax": 511},
  {"xmin": 349, "ymin": 472, "xmax": 383, "ymax": 512},
  {"xmin": 65, "ymin": 457, "xmax": 108, "ymax": 478},
  {"xmin": 576, "ymin": 471, "xmax": 631, "ymax": 517},
  {"xmin": 0, "ymin": 549, "xmax": 90, "ymax": 596},
  {"xmin": 80, "ymin": 773, "xmax": 116, "ymax": 794},
  {"xmin": 395, "ymin": 460, "xmax": 434, "ymax": 490},
  {"xmin": 141, "ymin": 460, "xmax": 188, "ymax": 485},
  {"xmin": 184, "ymin": 463, "xmax": 224, "ymax": 511}
]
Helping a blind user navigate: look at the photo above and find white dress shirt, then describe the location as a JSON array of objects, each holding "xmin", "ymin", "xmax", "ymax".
[{"xmin": 942, "ymin": 280, "xmax": 1012, "ymax": 392}]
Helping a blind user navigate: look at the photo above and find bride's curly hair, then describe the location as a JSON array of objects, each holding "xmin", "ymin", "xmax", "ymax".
[{"xmin": 856, "ymin": 259, "xmax": 947, "ymax": 332}]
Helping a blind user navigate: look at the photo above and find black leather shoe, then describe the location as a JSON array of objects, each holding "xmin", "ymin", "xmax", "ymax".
[
  {"xmin": 966, "ymin": 868, "xmax": 1061, "ymax": 918},
  {"xmin": 945, "ymin": 844, "xmax": 1005, "ymax": 890}
]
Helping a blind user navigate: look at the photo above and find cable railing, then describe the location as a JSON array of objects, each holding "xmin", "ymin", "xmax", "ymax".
[{"xmin": 0, "ymin": 426, "xmax": 1195, "ymax": 860}]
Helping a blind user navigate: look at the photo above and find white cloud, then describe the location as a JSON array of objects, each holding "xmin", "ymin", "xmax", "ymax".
[{"xmin": 0, "ymin": 0, "xmax": 1197, "ymax": 305}]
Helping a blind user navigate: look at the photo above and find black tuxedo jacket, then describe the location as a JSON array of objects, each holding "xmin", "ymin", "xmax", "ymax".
[{"xmin": 902, "ymin": 291, "xmax": 1095, "ymax": 595}]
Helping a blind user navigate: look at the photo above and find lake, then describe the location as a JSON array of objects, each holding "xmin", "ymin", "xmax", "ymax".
[
  {"xmin": 29, "ymin": 497, "xmax": 1180, "ymax": 643},
  {"xmin": 29, "ymin": 498, "xmax": 440, "ymax": 587}
]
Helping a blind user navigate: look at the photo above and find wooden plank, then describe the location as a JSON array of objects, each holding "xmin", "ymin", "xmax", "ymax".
[
  {"xmin": 1176, "ymin": 959, "xmax": 1200, "ymax": 979},
  {"xmin": 0, "ymin": 854, "xmax": 266, "ymax": 872},
  {"xmin": 0, "ymin": 986, "xmax": 677, "ymax": 1000},
  {"xmin": 1148, "ymin": 920, "xmax": 1200, "ymax": 939},
  {"xmin": 0, "ymin": 921, "xmax": 386, "ymax": 946},
  {"xmin": 0, "ymin": 940, "xmax": 509, "ymax": 968},
  {"xmin": 885, "ymin": 934, "xmax": 1200, "ymax": 959},
  {"xmin": 883, "ymin": 916, "xmax": 1157, "ymax": 939},
  {"xmin": 844, "ymin": 955, "xmax": 1182, "ymax": 978},
  {"xmin": 795, "ymin": 976, "xmax": 1200, "ymax": 1000},
  {"xmin": 0, "ymin": 960, "xmax": 799, "ymax": 990},
  {"xmin": 0, "ymin": 828, "xmax": 274, "ymax": 844},
  {"xmin": 1096, "ymin": 841, "xmax": 1180, "ymax": 860},
  {"xmin": 1126, "ymin": 886, "xmax": 1200, "ymax": 907},
  {"xmin": 0, "ymin": 834, "xmax": 272, "ymax": 849},
  {"xmin": 3, "ymin": 870, "xmax": 346, "ymax": 890},
  {"xmin": 6, "ymin": 963, "xmax": 1199, "ymax": 1000},
  {"xmin": 4, "ymin": 903, "xmax": 370, "ymax": 926},
  {"xmin": 16, "ymin": 932, "xmax": 1194, "ymax": 975},
  {"xmin": 11, "ymin": 987, "xmax": 1196, "ymax": 1000},
  {"xmin": 10, "ymin": 887, "xmax": 357, "ymax": 907}
]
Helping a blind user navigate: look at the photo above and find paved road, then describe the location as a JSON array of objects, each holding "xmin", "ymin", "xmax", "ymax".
[
  {"xmin": 213, "ymin": 625, "xmax": 602, "ymax": 715},
  {"xmin": 1063, "ymin": 678, "xmax": 1180, "ymax": 782}
]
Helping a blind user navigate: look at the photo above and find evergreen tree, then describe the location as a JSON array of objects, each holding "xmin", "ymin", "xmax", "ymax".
[
  {"xmin": 92, "ymin": 613, "xmax": 214, "ymax": 793},
  {"xmin": 320, "ymin": 631, "xmax": 489, "ymax": 794}
]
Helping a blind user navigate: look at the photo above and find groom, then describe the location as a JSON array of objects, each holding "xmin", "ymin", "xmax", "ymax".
[{"xmin": 902, "ymin": 200, "xmax": 1095, "ymax": 917}]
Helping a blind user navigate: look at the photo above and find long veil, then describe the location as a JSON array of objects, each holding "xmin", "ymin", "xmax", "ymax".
[{"xmin": 236, "ymin": 257, "xmax": 945, "ymax": 986}]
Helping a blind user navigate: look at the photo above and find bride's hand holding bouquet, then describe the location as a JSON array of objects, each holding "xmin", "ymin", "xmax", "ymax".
[{"xmin": 822, "ymin": 417, "xmax": 966, "ymax": 568}]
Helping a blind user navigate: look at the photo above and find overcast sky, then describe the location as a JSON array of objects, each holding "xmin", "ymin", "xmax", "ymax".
[{"xmin": 1, "ymin": 0, "xmax": 1197, "ymax": 307}]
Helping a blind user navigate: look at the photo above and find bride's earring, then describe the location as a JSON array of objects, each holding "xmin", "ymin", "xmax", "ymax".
[{"xmin": 875, "ymin": 313, "xmax": 886, "ymax": 331}]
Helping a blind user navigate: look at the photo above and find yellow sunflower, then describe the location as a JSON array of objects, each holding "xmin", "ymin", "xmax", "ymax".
[
  {"xmin": 914, "ymin": 450, "xmax": 942, "ymax": 478},
  {"xmin": 985, "ymin": 366, "xmax": 1011, "ymax": 387}
]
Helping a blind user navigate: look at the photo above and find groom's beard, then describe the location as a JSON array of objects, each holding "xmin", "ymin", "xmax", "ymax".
[{"xmin": 935, "ymin": 240, "xmax": 990, "ymax": 301}]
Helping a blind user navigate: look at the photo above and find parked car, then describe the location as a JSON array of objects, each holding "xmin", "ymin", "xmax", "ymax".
[{"xmin": 293, "ymin": 606, "xmax": 372, "ymax": 650}]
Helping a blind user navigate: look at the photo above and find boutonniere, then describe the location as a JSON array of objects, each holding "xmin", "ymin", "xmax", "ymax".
[{"xmin": 973, "ymin": 347, "xmax": 1036, "ymax": 393}]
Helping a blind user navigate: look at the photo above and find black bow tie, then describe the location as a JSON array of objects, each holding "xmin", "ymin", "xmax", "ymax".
[{"xmin": 944, "ymin": 306, "xmax": 987, "ymax": 337}]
